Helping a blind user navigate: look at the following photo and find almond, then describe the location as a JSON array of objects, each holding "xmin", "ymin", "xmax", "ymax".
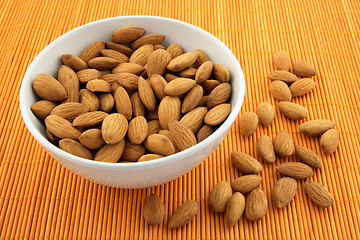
[
  {"xmin": 154, "ymin": 45, "xmax": 165, "ymax": 50},
  {"xmin": 115, "ymin": 72, "xmax": 139, "ymax": 91},
  {"xmin": 195, "ymin": 61, "xmax": 213, "ymax": 84},
  {"xmin": 147, "ymin": 120, "xmax": 161, "ymax": 137},
  {"xmin": 143, "ymin": 194, "xmax": 165, "ymax": 225},
  {"xmin": 88, "ymin": 57, "xmax": 120, "ymax": 70},
  {"xmin": 79, "ymin": 89, "xmax": 99, "ymax": 111},
  {"xmin": 168, "ymin": 120, "xmax": 197, "ymax": 151},
  {"xmin": 182, "ymin": 85, "xmax": 203, "ymax": 113},
  {"xmin": 277, "ymin": 102, "xmax": 308, "ymax": 120},
  {"xmin": 128, "ymin": 116, "xmax": 148, "ymax": 144},
  {"xmin": 114, "ymin": 86, "xmax": 132, "ymax": 120},
  {"xmin": 168, "ymin": 200, "xmax": 199, "ymax": 229},
  {"xmin": 158, "ymin": 130, "xmax": 179, "ymax": 153},
  {"xmin": 144, "ymin": 134, "xmax": 175, "ymax": 156},
  {"xmin": 164, "ymin": 78, "xmax": 196, "ymax": 96},
  {"xmin": 209, "ymin": 181, "xmax": 232, "ymax": 213},
  {"xmin": 295, "ymin": 146, "xmax": 322, "ymax": 168},
  {"xmin": 269, "ymin": 80, "xmax": 292, "ymax": 102},
  {"xmin": 79, "ymin": 128, "xmax": 105, "ymax": 149},
  {"xmin": 202, "ymin": 80, "xmax": 220, "ymax": 94},
  {"xmin": 101, "ymin": 73, "xmax": 120, "ymax": 84},
  {"xmin": 97, "ymin": 93, "xmax": 114, "ymax": 112},
  {"xmin": 112, "ymin": 63, "xmax": 144, "ymax": 75},
  {"xmin": 204, "ymin": 103, "xmax": 231, "ymax": 126},
  {"xmin": 58, "ymin": 65, "xmax": 79, "ymax": 103},
  {"xmin": 166, "ymin": 43, "xmax": 183, "ymax": 59},
  {"xmin": 73, "ymin": 111, "xmax": 108, "ymax": 128},
  {"xmin": 138, "ymin": 76, "xmax": 156, "ymax": 111},
  {"xmin": 158, "ymin": 96, "xmax": 181, "ymax": 129},
  {"xmin": 273, "ymin": 50, "xmax": 291, "ymax": 71},
  {"xmin": 86, "ymin": 79, "xmax": 111, "ymax": 93},
  {"xmin": 94, "ymin": 139, "xmax": 125, "ymax": 163},
  {"xmin": 213, "ymin": 64, "xmax": 230, "ymax": 83},
  {"xmin": 46, "ymin": 128, "xmax": 59, "ymax": 144},
  {"xmin": 276, "ymin": 162, "xmax": 313, "ymax": 179},
  {"xmin": 226, "ymin": 192, "xmax": 245, "ymax": 227},
  {"xmin": 165, "ymin": 73, "xmax": 178, "ymax": 82},
  {"xmin": 207, "ymin": 83, "xmax": 231, "ymax": 108},
  {"xmin": 257, "ymin": 135, "xmax": 276, "ymax": 163},
  {"xmin": 231, "ymin": 152, "xmax": 263, "ymax": 174},
  {"xmin": 268, "ymin": 70, "xmax": 298, "ymax": 84},
  {"xmin": 112, "ymin": 26, "xmax": 146, "ymax": 44},
  {"xmin": 129, "ymin": 44, "xmax": 154, "ymax": 66},
  {"xmin": 197, "ymin": 95, "xmax": 209, "ymax": 107},
  {"xmin": 240, "ymin": 112, "xmax": 259, "ymax": 137},
  {"xmin": 299, "ymin": 119, "xmax": 336, "ymax": 136},
  {"xmin": 30, "ymin": 100, "xmax": 57, "ymax": 119},
  {"xmin": 131, "ymin": 34, "xmax": 166, "ymax": 50},
  {"xmin": 50, "ymin": 102, "xmax": 89, "ymax": 121},
  {"xmin": 59, "ymin": 139, "xmax": 92, "ymax": 159},
  {"xmin": 138, "ymin": 154, "xmax": 164, "ymax": 162},
  {"xmin": 105, "ymin": 42, "xmax": 134, "ymax": 57},
  {"xmin": 101, "ymin": 113, "xmax": 128, "ymax": 144},
  {"xmin": 32, "ymin": 73, "xmax": 67, "ymax": 101},
  {"xmin": 180, "ymin": 107, "xmax": 207, "ymax": 133},
  {"xmin": 256, "ymin": 102, "xmax": 276, "ymax": 126},
  {"xmin": 245, "ymin": 188, "xmax": 268, "ymax": 221},
  {"xmin": 320, "ymin": 129, "xmax": 339, "ymax": 154},
  {"xmin": 149, "ymin": 74, "xmax": 167, "ymax": 101},
  {"xmin": 292, "ymin": 60, "xmax": 316, "ymax": 77},
  {"xmin": 147, "ymin": 49, "xmax": 172, "ymax": 77},
  {"xmin": 196, "ymin": 125, "xmax": 214, "ymax": 142},
  {"xmin": 179, "ymin": 67, "xmax": 197, "ymax": 78},
  {"xmin": 80, "ymin": 41, "xmax": 105, "ymax": 63},
  {"xmin": 273, "ymin": 177, "xmax": 297, "ymax": 208},
  {"xmin": 193, "ymin": 49, "xmax": 209, "ymax": 68},
  {"xmin": 167, "ymin": 52, "xmax": 198, "ymax": 72},
  {"xmin": 111, "ymin": 82, "xmax": 120, "ymax": 95},
  {"xmin": 45, "ymin": 115, "xmax": 81, "ymax": 140},
  {"xmin": 290, "ymin": 78, "xmax": 316, "ymax": 97},
  {"xmin": 130, "ymin": 92, "xmax": 145, "ymax": 117},
  {"xmin": 76, "ymin": 69, "xmax": 101, "ymax": 83},
  {"xmin": 101, "ymin": 49, "xmax": 129, "ymax": 63},
  {"xmin": 61, "ymin": 54, "xmax": 88, "ymax": 72},
  {"xmin": 120, "ymin": 141, "xmax": 146, "ymax": 162},
  {"xmin": 231, "ymin": 175, "xmax": 262, "ymax": 194},
  {"xmin": 274, "ymin": 130, "xmax": 295, "ymax": 157},
  {"xmin": 305, "ymin": 181, "xmax": 333, "ymax": 207}
]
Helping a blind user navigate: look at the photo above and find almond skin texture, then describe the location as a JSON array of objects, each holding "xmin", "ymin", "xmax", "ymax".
[
  {"xmin": 180, "ymin": 107, "xmax": 207, "ymax": 133},
  {"xmin": 86, "ymin": 79, "xmax": 111, "ymax": 93},
  {"xmin": 61, "ymin": 54, "xmax": 88, "ymax": 72},
  {"xmin": 295, "ymin": 146, "xmax": 322, "ymax": 168},
  {"xmin": 277, "ymin": 102, "xmax": 309, "ymax": 120},
  {"xmin": 290, "ymin": 78, "xmax": 316, "ymax": 97},
  {"xmin": 58, "ymin": 65, "xmax": 79, "ymax": 103},
  {"xmin": 256, "ymin": 102, "xmax": 276, "ymax": 126},
  {"xmin": 144, "ymin": 134, "xmax": 175, "ymax": 156},
  {"xmin": 195, "ymin": 61, "xmax": 213, "ymax": 84},
  {"xmin": 268, "ymin": 70, "xmax": 298, "ymax": 84},
  {"xmin": 231, "ymin": 175, "xmax": 262, "ymax": 194},
  {"xmin": 105, "ymin": 42, "xmax": 134, "ymax": 57},
  {"xmin": 50, "ymin": 102, "xmax": 89, "ymax": 121},
  {"xmin": 158, "ymin": 96, "xmax": 181, "ymax": 130},
  {"xmin": 209, "ymin": 181, "xmax": 233, "ymax": 213},
  {"xmin": 269, "ymin": 80, "xmax": 292, "ymax": 102},
  {"xmin": 147, "ymin": 120, "xmax": 161, "ymax": 137},
  {"xmin": 276, "ymin": 162, "xmax": 313, "ymax": 179},
  {"xmin": 168, "ymin": 200, "xmax": 199, "ymax": 229},
  {"xmin": 115, "ymin": 72, "xmax": 139, "ymax": 91},
  {"xmin": 114, "ymin": 86, "xmax": 132, "ymax": 120},
  {"xmin": 131, "ymin": 92, "xmax": 145, "ymax": 117},
  {"xmin": 202, "ymin": 80, "xmax": 220, "ymax": 94},
  {"xmin": 320, "ymin": 129, "xmax": 339, "ymax": 154},
  {"xmin": 245, "ymin": 188, "xmax": 268, "ymax": 221},
  {"xmin": 120, "ymin": 141, "xmax": 146, "ymax": 162},
  {"xmin": 80, "ymin": 41, "xmax": 105, "ymax": 63},
  {"xmin": 101, "ymin": 49, "xmax": 129, "ymax": 63},
  {"xmin": 94, "ymin": 139, "xmax": 125, "ymax": 163},
  {"xmin": 273, "ymin": 177, "xmax": 297, "ymax": 208},
  {"xmin": 112, "ymin": 26, "xmax": 146, "ymax": 44},
  {"xmin": 102, "ymin": 113, "xmax": 128, "ymax": 144},
  {"xmin": 76, "ymin": 69, "xmax": 101, "ymax": 83},
  {"xmin": 197, "ymin": 95, "xmax": 209, "ymax": 107},
  {"xmin": 257, "ymin": 135, "xmax": 276, "ymax": 163},
  {"xmin": 32, "ymin": 73, "xmax": 67, "ymax": 101},
  {"xmin": 207, "ymin": 83, "xmax": 231, "ymax": 108},
  {"xmin": 292, "ymin": 60, "xmax": 316, "ymax": 77},
  {"xmin": 179, "ymin": 67, "xmax": 197, "ymax": 78},
  {"xmin": 45, "ymin": 115, "xmax": 81, "ymax": 140},
  {"xmin": 299, "ymin": 119, "xmax": 336, "ymax": 136},
  {"xmin": 240, "ymin": 112, "xmax": 259, "ymax": 137},
  {"xmin": 112, "ymin": 63, "xmax": 144, "ymax": 75},
  {"xmin": 128, "ymin": 116, "xmax": 148, "ymax": 144},
  {"xmin": 166, "ymin": 43, "xmax": 184, "ymax": 59},
  {"xmin": 204, "ymin": 103, "xmax": 231, "ymax": 126},
  {"xmin": 59, "ymin": 139, "xmax": 93, "ymax": 159},
  {"xmin": 193, "ymin": 49, "xmax": 210, "ymax": 68},
  {"xmin": 196, "ymin": 125, "xmax": 214, "ymax": 142},
  {"xmin": 131, "ymin": 34, "xmax": 166, "ymax": 50},
  {"xmin": 129, "ymin": 44, "xmax": 154, "ymax": 66},
  {"xmin": 182, "ymin": 85, "xmax": 204, "ymax": 113},
  {"xmin": 73, "ymin": 111, "xmax": 108, "ymax": 128},
  {"xmin": 274, "ymin": 131, "xmax": 295, "ymax": 157},
  {"xmin": 98, "ymin": 93, "xmax": 114, "ymax": 112},
  {"xmin": 143, "ymin": 194, "xmax": 165, "ymax": 225},
  {"xmin": 213, "ymin": 63, "xmax": 230, "ymax": 83},
  {"xmin": 147, "ymin": 49, "xmax": 172, "ymax": 77},
  {"xmin": 138, "ymin": 76, "xmax": 156, "ymax": 112},
  {"xmin": 164, "ymin": 78, "xmax": 196, "ymax": 96},
  {"xmin": 31, "ymin": 100, "xmax": 57, "ymax": 119},
  {"xmin": 79, "ymin": 129, "xmax": 105, "ymax": 149},
  {"xmin": 168, "ymin": 120, "xmax": 197, "ymax": 151},
  {"xmin": 167, "ymin": 52, "xmax": 198, "ymax": 72},
  {"xmin": 46, "ymin": 128, "xmax": 59, "ymax": 144},
  {"xmin": 231, "ymin": 152, "xmax": 263, "ymax": 174},
  {"xmin": 79, "ymin": 89, "xmax": 99, "ymax": 111},
  {"xmin": 226, "ymin": 192, "xmax": 245, "ymax": 227},
  {"xmin": 149, "ymin": 74, "xmax": 167, "ymax": 101},
  {"xmin": 305, "ymin": 181, "xmax": 333, "ymax": 207},
  {"xmin": 88, "ymin": 57, "xmax": 120, "ymax": 70},
  {"xmin": 273, "ymin": 50, "xmax": 291, "ymax": 71},
  {"xmin": 138, "ymin": 153, "xmax": 164, "ymax": 162}
]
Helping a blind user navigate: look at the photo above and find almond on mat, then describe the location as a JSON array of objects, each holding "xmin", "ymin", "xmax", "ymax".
[
  {"xmin": 257, "ymin": 135, "xmax": 276, "ymax": 163},
  {"xmin": 209, "ymin": 181, "xmax": 232, "ymax": 213},
  {"xmin": 292, "ymin": 60, "xmax": 316, "ymax": 78},
  {"xmin": 256, "ymin": 102, "xmax": 276, "ymax": 127},
  {"xmin": 277, "ymin": 102, "xmax": 309, "ymax": 120},
  {"xmin": 320, "ymin": 129, "xmax": 339, "ymax": 154},
  {"xmin": 226, "ymin": 192, "xmax": 245, "ymax": 227},
  {"xmin": 269, "ymin": 70, "xmax": 298, "ymax": 84},
  {"xmin": 274, "ymin": 131, "xmax": 295, "ymax": 157},
  {"xmin": 290, "ymin": 78, "xmax": 316, "ymax": 97},
  {"xmin": 168, "ymin": 200, "xmax": 199, "ymax": 228},
  {"xmin": 272, "ymin": 177, "xmax": 297, "ymax": 208},
  {"xmin": 305, "ymin": 181, "xmax": 333, "ymax": 207},
  {"xmin": 299, "ymin": 119, "xmax": 336, "ymax": 136},
  {"xmin": 240, "ymin": 112, "xmax": 258, "ymax": 137},
  {"xmin": 245, "ymin": 188, "xmax": 268, "ymax": 221},
  {"xmin": 276, "ymin": 162, "xmax": 313, "ymax": 179},
  {"xmin": 231, "ymin": 152, "xmax": 262, "ymax": 174},
  {"xmin": 273, "ymin": 50, "xmax": 291, "ymax": 71},
  {"xmin": 295, "ymin": 146, "xmax": 322, "ymax": 168},
  {"xmin": 231, "ymin": 175, "xmax": 262, "ymax": 194},
  {"xmin": 143, "ymin": 194, "xmax": 165, "ymax": 225}
]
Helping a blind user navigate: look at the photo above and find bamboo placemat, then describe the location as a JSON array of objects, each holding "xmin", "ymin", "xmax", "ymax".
[{"xmin": 1, "ymin": 0, "xmax": 360, "ymax": 239}]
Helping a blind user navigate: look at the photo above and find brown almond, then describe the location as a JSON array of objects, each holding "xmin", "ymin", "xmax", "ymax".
[
  {"xmin": 50, "ymin": 102, "xmax": 89, "ymax": 121},
  {"xmin": 112, "ymin": 26, "xmax": 146, "ymax": 44},
  {"xmin": 115, "ymin": 72, "xmax": 139, "ymax": 91},
  {"xmin": 202, "ymin": 79, "xmax": 220, "ymax": 94},
  {"xmin": 129, "ymin": 44, "xmax": 154, "ymax": 66},
  {"xmin": 79, "ymin": 128, "xmax": 105, "ymax": 149},
  {"xmin": 245, "ymin": 188, "xmax": 268, "ymax": 221},
  {"xmin": 295, "ymin": 146, "xmax": 322, "ymax": 168},
  {"xmin": 144, "ymin": 134, "xmax": 175, "ymax": 156},
  {"xmin": 180, "ymin": 107, "xmax": 207, "ymax": 133},
  {"xmin": 269, "ymin": 80, "xmax": 292, "ymax": 102},
  {"xmin": 147, "ymin": 120, "xmax": 161, "ymax": 137},
  {"xmin": 257, "ymin": 135, "xmax": 276, "ymax": 163},
  {"xmin": 98, "ymin": 93, "xmax": 114, "ymax": 112},
  {"xmin": 121, "ymin": 141, "xmax": 146, "ymax": 162},
  {"xmin": 30, "ymin": 100, "xmax": 57, "ymax": 119},
  {"xmin": 273, "ymin": 50, "xmax": 291, "ymax": 71},
  {"xmin": 213, "ymin": 64, "xmax": 230, "ymax": 83},
  {"xmin": 207, "ymin": 83, "xmax": 231, "ymax": 108},
  {"xmin": 79, "ymin": 89, "xmax": 99, "ymax": 111},
  {"xmin": 94, "ymin": 139, "xmax": 125, "ymax": 163},
  {"xmin": 182, "ymin": 85, "xmax": 203, "ymax": 113},
  {"xmin": 143, "ymin": 194, "xmax": 165, "ymax": 225},
  {"xmin": 290, "ymin": 78, "xmax": 316, "ymax": 97},
  {"xmin": 209, "ymin": 181, "xmax": 232, "ymax": 213},
  {"xmin": 276, "ymin": 162, "xmax": 313, "ymax": 179},
  {"xmin": 105, "ymin": 42, "xmax": 134, "ymax": 57},
  {"xmin": 299, "ymin": 119, "xmax": 336, "ymax": 136},
  {"xmin": 197, "ymin": 95, "xmax": 209, "ymax": 107},
  {"xmin": 165, "ymin": 73, "xmax": 178, "ymax": 82},
  {"xmin": 158, "ymin": 96, "xmax": 181, "ymax": 129},
  {"xmin": 240, "ymin": 112, "xmax": 259, "ymax": 137},
  {"xmin": 149, "ymin": 74, "xmax": 167, "ymax": 101},
  {"xmin": 305, "ymin": 181, "xmax": 333, "ymax": 207},
  {"xmin": 59, "ymin": 139, "xmax": 92, "ymax": 159},
  {"xmin": 114, "ymin": 86, "xmax": 132, "ymax": 120},
  {"xmin": 179, "ymin": 67, "xmax": 197, "ymax": 78},
  {"xmin": 101, "ymin": 113, "xmax": 128, "ymax": 144},
  {"xmin": 147, "ymin": 49, "xmax": 172, "ymax": 77},
  {"xmin": 138, "ymin": 154, "xmax": 164, "ymax": 162},
  {"xmin": 256, "ymin": 102, "xmax": 276, "ymax": 127},
  {"xmin": 88, "ymin": 57, "xmax": 120, "ymax": 70},
  {"xmin": 112, "ymin": 63, "xmax": 144, "ymax": 75},
  {"xmin": 196, "ymin": 125, "xmax": 214, "ymax": 142},
  {"xmin": 101, "ymin": 49, "xmax": 129, "ymax": 63},
  {"xmin": 131, "ymin": 34, "xmax": 166, "ymax": 50},
  {"xmin": 168, "ymin": 120, "xmax": 197, "ymax": 151},
  {"xmin": 195, "ymin": 61, "xmax": 213, "ymax": 84},
  {"xmin": 130, "ymin": 92, "xmax": 145, "ymax": 117},
  {"xmin": 226, "ymin": 192, "xmax": 245, "ymax": 227},
  {"xmin": 167, "ymin": 52, "xmax": 198, "ymax": 72},
  {"xmin": 86, "ymin": 79, "xmax": 111, "ymax": 93},
  {"xmin": 193, "ymin": 49, "xmax": 209, "ymax": 68},
  {"xmin": 46, "ymin": 128, "xmax": 59, "ymax": 144},
  {"xmin": 32, "ymin": 73, "xmax": 67, "ymax": 101},
  {"xmin": 277, "ymin": 102, "xmax": 309, "ymax": 120},
  {"xmin": 164, "ymin": 78, "xmax": 196, "ymax": 96},
  {"xmin": 168, "ymin": 200, "xmax": 199, "ymax": 229},
  {"xmin": 80, "ymin": 41, "xmax": 105, "ymax": 63},
  {"xmin": 231, "ymin": 175, "xmax": 262, "ymax": 194},
  {"xmin": 273, "ymin": 177, "xmax": 297, "ymax": 208},
  {"xmin": 274, "ymin": 130, "xmax": 295, "ymax": 157},
  {"xmin": 154, "ymin": 44, "xmax": 165, "ymax": 50},
  {"xmin": 158, "ymin": 130, "xmax": 179, "ymax": 152},
  {"xmin": 76, "ymin": 69, "xmax": 101, "ymax": 84},
  {"xmin": 128, "ymin": 116, "xmax": 148, "ymax": 144},
  {"xmin": 320, "ymin": 129, "xmax": 339, "ymax": 154},
  {"xmin": 231, "ymin": 152, "xmax": 263, "ymax": 174},
  {"xmin": 166, "ymin": 43, "xmax": 183, "ymax": 59},
  {"xmin": 268, "ymin": 70, "xmax": 298, "ymax": 84},
  {"xmin": 138, "ymin": 76, "xmax": 156, "ymax": 112},
  {"xmin": 73, "ymin": 111, "xmax": 109, "ymax": 128},
  {"xmin": 204, "ymin": 103, "xmax": 231, "ymax": 126},
  {"xmin": 293, "ymin": 60, "xmax": 316, "ymax": 77},
  {"xmin": 44, "ymin": 115, "xmax": 81, "ymax": 140},
  {"xmin": 61, "ymin": 54, "xmax": 88, "ymax": 72},
  {"xmin": 58, "ymin": 65, "xmax": 79, "ymax": 103},
  {"xmin": 100, "ymin": 70, "xmax": 112, "ymax": 76}
]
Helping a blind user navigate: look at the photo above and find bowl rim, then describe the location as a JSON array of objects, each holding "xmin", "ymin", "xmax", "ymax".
[{"xmin": 19, "ymin": 15, "xmax": 245, "ymax": 170}]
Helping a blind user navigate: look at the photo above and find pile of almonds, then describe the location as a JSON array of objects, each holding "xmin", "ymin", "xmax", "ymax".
[{"xmin": 30, "ymin": 26, "xmax": 232, "ymax": 163}]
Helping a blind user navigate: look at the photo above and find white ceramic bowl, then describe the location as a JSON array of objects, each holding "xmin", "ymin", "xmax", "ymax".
[{"xmin": 19, "ymin": 16, "xmax": 245, "ymax": 188}]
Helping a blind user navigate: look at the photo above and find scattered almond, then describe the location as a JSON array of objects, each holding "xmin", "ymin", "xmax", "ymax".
[
  {"xmin": 295, "ymin": 146, "xmax": 322, "ymax": 168},
  {"xmin": 305, "ymin": 181, "xmax": 333, "ymax": 207},
  {"xmin": 143, "ymin": 194, "xmax": 165, "ymax": 225},
  {"xmin": 269, "ymin": 80, "xmax": 292, "ymax": 102},
  {"xmin": 320, "ymin": 129, "xmax": 339, "ymax": 154},
  {"xmin": 274, "ymin": 130, "xmax": 295, "ymax": 157},
  {"xmin": 226, "ymin": 192, "xmax": 245, "ymax": 227},
  {"xmin": 268, "ymin": 70, "xmax": 298, "ymax": 84},
  {"xmin": 231, "ymin": 175, "xmax": 262, "ymax": 194},
  {"xmin": 290, "ymin": 78, "xmax": 316, "ymax": 97},
  {"xmin": 299, "ymin": 119, "xmax": 336, "ymax": 136},
  {"xmin": 292, "ymin": 60, "xmax": 316, "ymax": 77},
  {"xmin": 231, "ymin": 152, "xmax": 262, "ymax": 174},
  {"xmin": 273, "ymin": 177, "xmax": 297, "ymax": 208},
  {"xmin": 240, "ymin": 112, "xmax": 259, "ymax": 137},
  {"xmin": 277, "ymin": 102, "xmax": 308, "ymax": 120},
  {"xmin": 273, "ymin": 50, "xmax": 291, "ymax": 71},
  {"xmin": 168, "ymin": 200, "xmax": 199, "ymax": 229},
  {"xmin": 245, "ymin": 188, "xmax": 268, "ymax": 221},
  {"xmin": 209, "ymin": 181, "xmax": 233, "ymax": 213},
  {"xmin": 257, "ymin": 135, "xmax": 276, "ymax": 163},
  {"xmin": 276, "ymin": 162, "xmax": 313, "ymax": 179},
  {"xmin": 256, "ymin": 102, "xmax": 276, "ymax": 126}
]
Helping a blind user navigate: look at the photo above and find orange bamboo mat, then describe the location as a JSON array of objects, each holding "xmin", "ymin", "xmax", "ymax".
[{"xmin": 1, "ymin": 0, "xmax": 360, "ymax": 239}]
